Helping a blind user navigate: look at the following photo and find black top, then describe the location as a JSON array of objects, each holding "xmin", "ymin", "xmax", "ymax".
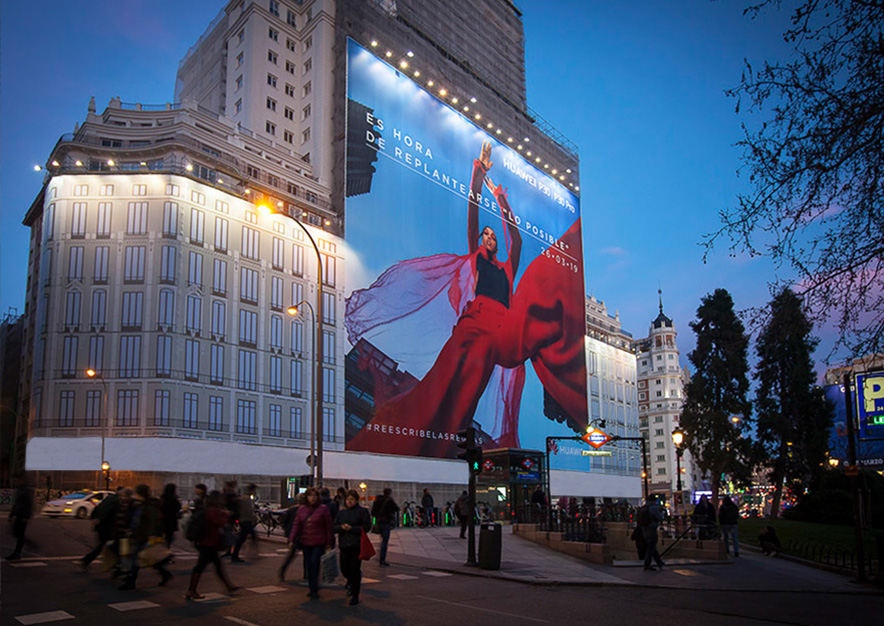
[{"xmin": 475, "ymin": 252, "xmax": 510, "ymax": 307}]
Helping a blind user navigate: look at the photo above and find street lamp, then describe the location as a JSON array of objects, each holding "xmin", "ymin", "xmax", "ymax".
[
  {"xmin": 100, "ymin": 461, "xmax": 111, "ymax": 490},
  {"xmin": 671, "ymin": 427, "xmax": 685, "ymax": 493},
  {"xmin": 86, "ymin": 368, "xmax": 109, "ymax": 490},
  {"xmin": 260, "ymin": 203, "xmax": 325, "ymax": 487},
  {"xmin": 287, "ymin": 301, "xmax": 318, "ymax": 486}
]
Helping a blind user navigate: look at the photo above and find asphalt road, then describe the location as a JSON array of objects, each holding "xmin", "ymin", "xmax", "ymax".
[{"xmin": 2, "ymin": 517, "xmax": 882, "ymax": 626}]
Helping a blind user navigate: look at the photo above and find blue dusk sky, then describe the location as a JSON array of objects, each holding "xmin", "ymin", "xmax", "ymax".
[{"xmin": 0, "ymin": 1, "xmax": 829, "ymax": 372}]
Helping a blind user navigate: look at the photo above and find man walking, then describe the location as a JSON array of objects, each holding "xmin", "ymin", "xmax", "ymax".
[
  {"xmin": 454, "ymin": 491, "xmax": 470, "ymax": 539},
  {"xmin": 6, "ymin": 480, "xmax": 34, "ymax": 560},
  {"xmin": 639, "ymin": 495, "xmax": 665, "ymax": 571},
  {"xmin": 420, "ymin": 488, "xmax": 435, "ymax": 527},
  {"xmin": 371, "ymin": 488, "xmax": 399, "ymax": 566},
  {"xmin": 718, "ymin": 495, "xmax": 740, "ymax": 557}
]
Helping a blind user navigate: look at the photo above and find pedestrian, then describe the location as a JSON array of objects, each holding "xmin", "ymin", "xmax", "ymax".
[
  {"xmin": 80, "ymin": 486, "xmax": 122, "ymax": 568},
  {"xmin": 334, "ymin": 489, "xmax": 372, "ymax": 606},
  {"xmin": 630, "ymin": 523, "xmax": 647, "ymax": 560},
  {"xmin": 530, "ymin": 485, "xmax": 547, "ymax": 522},
  {"xmin": 691, "ymin": 495, "xmax": 716, "ymax": 540},
  {"xmin": 221, "ymin": 480, "xmax": 239, "ymax": 557},
  {"xmin": 119, "ymin": 484, "xmax": 172, "ymax": 591},
  {"xmin": 5, "ymin": 479, "xmax": 34, "ymax": 560},
  {"xmin": 556, "ymin": 495, "xmax": 568, "ymax": 522},
  {"xmin": 278, "ymin": 491, "xmax": 305, "ymax": 581},
  {"xmin": 185, "ymin": 490, "xmax": 241, "ymax": 600},
  {"xmin": 288, "ymin": 486, "xmax": 333, "ymax": 599},
  {"xmin": 231, "ymin": 483, "xmax": 258, "ymax": 562},
  {"xmin": 568, "ymin": 496, "xmax": 578, "ymax": 520},
  {"xmin": 718, "ymin": 495, "xmax": 740, "ymax": 557},
  {"xmin": 420, "ymin": 488, "xmax": 435, "ymax": 527},
  {"xmin": 321, "ymin": 487, "xmax": 340, "ymax": 545},
  {"xmin": 758, "ymin": 525, "xmax": 781, "ymax": 556},
  {"xmin": 114, "ymin": 488, "xmax": 134, "ymax": 579},
  {"xmin": 638, "ymin": 495, "xmax": 665, "ymax": 571},
  {"xmin": 334, "ymin": 487, "xmax": 347, "ymax": 511},
  {"xmin": 454, "ymin": 490, "xmax": 470, "ymax": 539},
  {"xmin": 159, "ymin": 483, "xmax": 181, "ymax": 548},
  {"xmin": 370, "ymin": 488, "xmax": 399, "ymax": 566}
]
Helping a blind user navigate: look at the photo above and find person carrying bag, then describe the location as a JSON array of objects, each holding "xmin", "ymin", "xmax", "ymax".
[
  {"xmin": 288, "ymin": 487, "xmax": 333, "ymax": 599},
  {"xmin": 333, "ymin": 490, "xmax": 373, "ymax": 606}
]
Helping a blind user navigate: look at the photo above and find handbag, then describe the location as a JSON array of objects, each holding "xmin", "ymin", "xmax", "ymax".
[
  {"xmin": 137, "ymin": 542, "xmax": 173, "ymax": 567},
  {"xmin": 97, "ymin": 544, "xmax": 118, "ymax": 572},
  {"xmin": 320, "ymin": 549, "xmax": 339, "ymax": 583},
  {"xmin": 359, "ymin": 531, "xmax": 376, "ymax": 561},
  {"xmin": 218, "ymin": 527, "xmax": 237, "ymax": 551}
]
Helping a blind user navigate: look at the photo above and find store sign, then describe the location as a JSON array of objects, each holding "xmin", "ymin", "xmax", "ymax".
[
  {"xmin": 582, "ymin": 428, "xmax": 611, "ymax": 449},
  {"xmin": 856, "ymin": 372, "xmax": 884, "ymax": 436},
  {"xmin": 581, "ymin": 450, "xmax": 612, "ymax": 457}
]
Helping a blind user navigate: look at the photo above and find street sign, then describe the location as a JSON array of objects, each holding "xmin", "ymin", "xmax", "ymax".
[
  {"xmin": 856, "ymin": 372, "xmax": 884, "ymax": 437},
  {"xmin": 582, "ymin": 427, "xmax": 611, "ymax": 449}
]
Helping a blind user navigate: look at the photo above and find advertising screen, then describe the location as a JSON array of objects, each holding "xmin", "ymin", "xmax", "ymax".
[{"xmin": 344, "ymin": 39, "xmax": 588, "ymax": 460}]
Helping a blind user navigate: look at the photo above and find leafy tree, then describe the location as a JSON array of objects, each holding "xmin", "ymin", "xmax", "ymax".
[
  {"xmin": 755, "ymin": 288, "xmax": 834, "ymax": 517},
  {"xmin": 682, "ymin": 289, "xmax": 755, "ymax": 505},
  {"xmin": 709, "ymin": 0, "xmax": 884, "ymax": 358}
]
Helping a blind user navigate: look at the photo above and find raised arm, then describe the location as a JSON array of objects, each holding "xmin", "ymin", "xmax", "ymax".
[
  {"xmin": 468, "ymin": 142, "xmax": 493, "ymax": 254},
  {"xmin": 485, "ymin": 177, "xmax": 522, "ymax": 277}
]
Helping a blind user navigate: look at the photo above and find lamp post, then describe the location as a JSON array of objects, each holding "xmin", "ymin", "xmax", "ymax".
[
  {"xmin": 101, "ymin": 461, "xmax": 111, "ymax": 490},
  {"xmin": 671, "ymin": 427, "xmax": 685, "ymax": 493},
  {"xmin": 260, "ymin": 204, "xmax": 325, "ymax": 487},
  {"xmin": 287, "ymin": 301, "xmax": 318, "ymax": 487},
  {"xmin": 86, "ymin": 368, "xmax": 109, "ymax": 490}
]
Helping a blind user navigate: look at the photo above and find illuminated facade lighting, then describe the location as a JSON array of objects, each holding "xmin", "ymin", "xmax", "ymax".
[
  {"xmin": 107, "ymin": 160, "xmax": 115, "ymax": 167},
  {"xmin": 451, "ymin": 97, "xmax": 458, "ymax": 104},
  {"xmin": 470, "ymin": 97, "xmax": 476, "ymax": 103},
  {"xmin": 406, "ymin": 50, "xmax": 414, "ymax": 57},
  {"xmin": 371, "ymin": 40, "xmax": 378, "ymax": 47},
  {"xmin": 51, "ymin": 160, "xmax": 60, "ymax": 167},
  {"xmin": 413, "ymin": 70, "xmax": 420, "ymax": 77},
  {"xmin": 495, "ymin": 129, "xmax": 501, "ymax": 134},
  {"xmin": 428, "ymin": 80, "xmax": 434, "ymax": 87},
  {"xmin": 399, "ymin": 60, "xmax": 408, "ymax": 69},
  {"xmin": 507, "ymin": 137, "xmax": 513, "ymax": 143},
  {"xmin": 75, "ymin": 160, "xmax": 83, "ymax": 166},
  {"xmin": 33, "ymin": 165, "xmax": 42, "ymax": 172},
  {"xmin": 185, "ymin": 163, "xmax": 193, "ymax": 171},
  {"xmin": 385, "ymin": 50, "xmax": 392, "ymax": 57},
  {"xmin": 439, "ymin": 88, "xmax": 447, "ymax": 96},
  {"xmin": 474, "ymin": 113, "xmax": 481, "ymax": 120},
  {"xmin": 463, "ymin": 106, "xmax": 469, "ymax": 112}
]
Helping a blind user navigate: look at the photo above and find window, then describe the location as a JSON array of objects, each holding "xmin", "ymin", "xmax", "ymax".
[
  {"xmin": 188, "ymin": 251, "xmax": 203, "ymax": 287},
  {"xmin": 209, "ymin": 396, "xmax": 224, "ymax": 430},
  {"xmin": 290, "ymin": 406, "xmax": 303, "ymax": 437},
  {"xmin": 235, "ymin": 99, "xmax": 243, "ymax": 114},
  {"xmin": 322, "ymin": 367, "xmax": 335, "ymax": 403},
  {"xmin": 303, "ymin": 58, "xmax": 312, "ymax": 74},
  {"xmin": 268, "ymin": 237, "xmax": 285, "ymax": 270},
  {"xmin": 302, "ymin": 103, "xmax": 311, "ymax": 120},
  {"xmin": 236, "ymin": 51, "xmax": 244, "ymax": 67},
  {"xmin": 322, "ymin": 407, "xmax": 334, "ymax": 441},
  {"xmin": 236, "ymin": 399, "xmax": 256, "ymax": 434},
  {"xmin": 303, "ymin": 81, "xmax": 311, "ymax": 96},
  {"xmin": 270, "ymin": 356, "xmax": 282, "ymax": 393},
  {"xmin": 242, "ymin": 226, "xmax": 259, "ymax": 260},
  {"xmin": 654, "ymin": 428, "xmax": 664, "ymax": 436},
  {"xmin": 270, "ymin": 314, "xmax": 283, "ymax": 348},
  {"xmin": 157, "ymin": 289, "xmax": 175, "ymax": 327},
  {"xmin": 185, "ymin": 340, "xmax": 199, "ymax": 381},
  {"xmin": 71, "ymin": 202, "xmax": 86, "ymax": 238},
  {"xmin": 210, "ymin": 345, "xmax": 225, "ymax": 384},
  {"xmin": 286, "ymin": 60, "xmax": 295, "ymax": 75},
  {"xmin": 119, "ymin": 336, "xmax": 142, "ymax": 378},
  {"xmin": 61, "ymin": 336, "xmax": 78, "ymax": 377},
  {"xmin": 285, "ymin": 83, "xmax": 295, "ymax": 97},
  {"xmin": 267, "ymin": 97, "xmax": 277, "ymax": 111},
  {"xmin": 123, "ymin": 246, "xmax": 145, "ymax": 282},
  {"xmin": 186, "ymin": 295, "xmax": 202, "ymax": 334},
  {"xmin": 236, "ymin": 75, "xmax": 243, "ymax": 91},
  {"xmin": 213, "ymin": 258, "xmax": 228, "ymax": 295},
  {"xmin": 286, "ymin": 8, "xmax": 296, "ymax": 26},
  {"xmin": 655, "ymin": 441, "xmax": 665, "ymax": 449},
  {"xmin": 85, "ymin": 390, "xmax": 101, "ymax": 427},
  {"xmin": 44, "ymin": 203, "xmax": 55, "ymax": 240},
  {"xmin": 96, "ymin": 202, "xmax": 111, "ymax": 237},
  {"xmin": 284, "ymin": 130, "xmax": 293, "ymax": 144},
  {"xmin": 154, "ymin": 390, "xmax": 170, "ymax": 426},
  {"xmin": 304, "ymin": 36, "xmax": 312, "ymax": 51},
  {"xmin": 88, "ymin": 335, "xmax": 104, "ymax": 373},
  {"xmin": 156, "ymin": 335, "xmax": 172, "ymax": 376},
  {"xmin": 74, "ymin": 184, "xmax": 88, "ymax": 197},
  {"xmin": 90, "ymin": 289, "xmax": 107, "ymax": 328},
  {"xmin": 239, "ymin": 309, "xmax": 257, "ymax": 346},
  {"xmin": 99, "ymin": 184, "xmax": 114, "ymax": 196},
  {"xmin": 265, "ymin": 120, "xmax": 276, "ymax": 135},
  {"xmin": 211, "ymin": 300, "xmax": 226, "ymax": 338},
  {"xmin": 286, "ymin": 39, "xmax": 295, "ymax": 53},
  {"xmin": 68, "ymin": 246, "xmax": 84, "ymax": 281},
  {"xmin": 321, "ymin": 291, "xmax": 335, "ymax": 324},
  {"xmin": 191, "ymin": 190, "xmax": 206, "ymax": 205},
  {"xmin": 290, "ymin": 359, "xmax": 302, "ymax": 394},
  {"xmin": 240, "ymin": 268, "xmax": 258, "ymax": 304},
  {"xmin": 322, "ymin": 330, "xmax": 335, "ymax": 364},
  {"xmin": 302, "ymin": 128, "xmax": 311, "ymax": 143},
  {"xmin": 190, "ymin": 208, "xmax": 205, "ymax": 243},
  {"xmin": 126, "ymin": 202, "xmax": 148, "ymax": 235},
  {"xmin": 163, "ymin": 201, "xmax": 178, "ymax": 237},
  {"xmin": 292, "ymin": 244, "xmax": 304, "ymax": 276},
  {"xmin": 291, "ymin": 320, "xmax": 303, "ymax": 353},
  {"xmin": 59, "ymin": 391, "xmax": 75, "ymax": 427},
  {"xmin": 322, "ymin": 253, "xmax": 336, "ymax": 287},
  {"xmin": 269, "ymin": 0, "xmax": 279, "ymax": 16},
  {"xmin": 116, "ymin": 390, "xmax": 139, "ymax": 427},
  {"xmin": 268, "ymin": 404, "xmax": 282, "ymax": 435},
  {"xmin": 285, "ymin": 106, "xmax": 294, "ymax": 121},
  {"xmin": 237, "ymin": 29, "xmax": 244, "ymax": 44},
  {"xmin": 121, "ymin": 292, "xmax": 143, "ymax": 330},
  {"xmin": 166, "ymin": 183, "xmax": 180, "ymax": 196},
  {"xmin": 237, "ymin": 350, "xmax": 257, "ymax": 391},
  {"xmin": 656, "ymin": 467, "xmax": 667, "ymax": 475},
  {"xmin": 160, "ymin": 246, "xmax": 176, "ymax": 283},
  {"xmin": 267, "ymin": 73, "xmax": 277, "ymax": 88},
  {"xmin": 132, "ymin": 184, "xmax": 147, "ymax": 196}
]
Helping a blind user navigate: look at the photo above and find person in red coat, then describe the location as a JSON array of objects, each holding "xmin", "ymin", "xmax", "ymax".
[
  {"xmin": 288, "ymin": 487, "xmax": 333, "ymax": 598},
  {"xmin": 185, "ymin": 490, "xmax": 240, "ymax": 600}
]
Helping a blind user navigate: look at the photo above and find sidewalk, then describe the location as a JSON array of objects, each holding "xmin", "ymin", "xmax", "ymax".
[{"xmin": 281, "ymin": 524, "xmax": 880, "ymax": 594}]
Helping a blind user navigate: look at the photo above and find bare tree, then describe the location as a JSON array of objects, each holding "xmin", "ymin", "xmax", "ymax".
[{"xmin": 710, "ymin": 0, "xmax": 884, "ymax": 359}]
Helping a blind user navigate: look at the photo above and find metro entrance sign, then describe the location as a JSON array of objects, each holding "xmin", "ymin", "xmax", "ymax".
[{"xmin": 582, "ymin": 427, "xmax": 611, "ymax": 449}]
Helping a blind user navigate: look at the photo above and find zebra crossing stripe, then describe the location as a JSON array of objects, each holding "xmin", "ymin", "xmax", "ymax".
[{"xmin": 14, "ymin": 610, "xmax": 74, "ymax": 625}]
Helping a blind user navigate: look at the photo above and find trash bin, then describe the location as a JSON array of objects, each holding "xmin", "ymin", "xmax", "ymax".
[{"xmin": 479, "ymin": 523, "xmax": 502, "ymax": 570}]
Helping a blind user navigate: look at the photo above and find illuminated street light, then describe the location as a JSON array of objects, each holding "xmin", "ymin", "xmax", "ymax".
[
  {"xmin": 86, "ymin": 369, "xmax": 109, "ymax": 490},
  {"xmin": 672, "ymin": 427, "xmax": 685, "ymax": 493}
]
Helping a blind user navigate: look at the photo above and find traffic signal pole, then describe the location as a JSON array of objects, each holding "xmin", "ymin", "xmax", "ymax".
[
  {"xmin": 467, "ymin": 466, "xmax": 477, "ymax": 566},
  {"xmin": 457, "ymin": 427, "xmax": 480, "ymax": 566}
]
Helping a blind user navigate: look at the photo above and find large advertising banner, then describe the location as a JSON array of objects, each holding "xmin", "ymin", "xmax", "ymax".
[{"xmin": 344, "ymin": 39, "xmax": 588, "ymax": 460}]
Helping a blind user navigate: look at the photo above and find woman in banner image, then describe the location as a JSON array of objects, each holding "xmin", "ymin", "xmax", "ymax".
[{"xmin": 346, "ymin": 142, "xmax": 588, "ymax": 457}]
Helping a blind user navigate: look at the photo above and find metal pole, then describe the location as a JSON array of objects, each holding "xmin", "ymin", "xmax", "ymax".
[
  {"xmin": 641, "ymin": 438, "xmax": 649, "ymax": 500},
  {"xmin": 290, "ymin": 300, "xmax": 317, "ymax": 486},
  {"xmin": 545, "ymin": 437, "xmax": 552, "ymax": 529},
  {"xmin": 676, "ymin": 447, "xmax": 682, "ymax": 492},
  {"xmin": 466, "ymin": 468, "xmax": 477, "ymax": 566},
  {"xmin": 843, "ymin": 373, "xmax": 867, "ymax": 582}
]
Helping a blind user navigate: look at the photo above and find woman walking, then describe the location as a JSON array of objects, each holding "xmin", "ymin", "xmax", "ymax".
[
  {"xmin": 334, "ymin": 490, "xmax": 372, "ymax": 606},
  {"xmin": 185, "ymin": 490, "xmax": 240, "ymax": 600},
  {"xmin": 288, "ymin": 487, "xmax": 333, "ymax": 599},
  {"xmin": 159, "ymin": 483, "xmax": 181, "ymax": 548}
]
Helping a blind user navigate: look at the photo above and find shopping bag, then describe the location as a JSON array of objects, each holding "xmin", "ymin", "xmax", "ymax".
[
  {"xmin": 320, "ymin": 549, "xmax": 339, "ymax": 583},
  {"xmin": 118, "ymin": 538, "xmax": 131, "ymax": 556},
  {"xmin": 218, "ymin": 528, "xmax": 237, "ymax": 552},
  {"xmin": 359, "ymin": 531, "xmax": 376, "ymax": 561},
  {"xmin": 97, "ymin": 544, "xmax": 118, "ymax": 572},
  {"xmin": 137, "ymin": 542, "xmax": 173, "ymax": 567}
]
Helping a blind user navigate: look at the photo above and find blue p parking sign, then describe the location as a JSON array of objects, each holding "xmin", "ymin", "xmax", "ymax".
[{"xmin": 856, "ymin": 372, "xmax": 884, "ymax": 438}]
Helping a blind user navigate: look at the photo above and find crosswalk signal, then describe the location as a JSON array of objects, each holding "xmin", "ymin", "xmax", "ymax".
[
  {"xmin": 470, "ymin": 448, "xmax": 483, "ymax": 475},
  {"xmin": 457, "ymin": 427, "xmax": 483, "ymax": 475}
]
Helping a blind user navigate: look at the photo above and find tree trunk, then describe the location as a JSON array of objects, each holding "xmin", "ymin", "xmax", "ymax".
[{"xmin": 769, "ymin": 453, "xmax": 785, "ymax": 518}]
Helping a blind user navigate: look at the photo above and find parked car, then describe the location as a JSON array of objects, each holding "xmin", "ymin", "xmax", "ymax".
[{"xmin": 42, "ymin": 490, "xmax": 114, "ymax": 519}]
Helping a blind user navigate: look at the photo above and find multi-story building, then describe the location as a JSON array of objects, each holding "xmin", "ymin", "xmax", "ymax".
[
  {"xmin": 19, "ymin": 0, "xmax": 583, "ymax": 504},
  {"xmin": 633, "ymin": 294, "xmax": 695, "ymax": 498},
  {"xmin": 0, "ymin": 311, "xmax": 25, "ymax": 484}
]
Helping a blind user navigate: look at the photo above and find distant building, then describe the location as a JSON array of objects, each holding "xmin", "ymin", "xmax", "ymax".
[
  {"xmin": 824, "ymin": 354, "xmax": 884, "ymax": 469},
  {"xmin": 633, "ymin": 293, "xmax": 695, "ymax": 498},
  {"xmin": 0, "ymin": 311, "xmax": 25, "ymax": 484}
]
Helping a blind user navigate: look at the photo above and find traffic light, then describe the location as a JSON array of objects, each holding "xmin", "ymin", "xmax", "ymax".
[
  {"xmin": 470, "ymin": 448, "xmax": 483, "ymax": 475},
  {"xmin": 457, "ymin": 427, "xmax": 483, "ymax": 475}
]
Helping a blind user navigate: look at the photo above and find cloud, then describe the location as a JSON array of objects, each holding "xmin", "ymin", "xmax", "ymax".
[{"xmin": 599, "ymin": 246, "xmax": 628, "ymax": 257}]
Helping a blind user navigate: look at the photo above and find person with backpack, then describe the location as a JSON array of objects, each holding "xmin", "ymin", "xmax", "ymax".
[
  {"xmin": 80, "ymin": 487, "xmax": 121, "ymax": 569},
  {"xmin": 371, "ymin": 488, "xmax": 399, "ymax": 566},
  {"xmin": 638, "ymin": 495, "xmax": 665, "ymax": 571},
  {"xmin": 185, "ymin": 490, "xmax": 240, "ymax": 600},
  {"xmin": 119, "ymin": 484, "xmax": 172, "ymax": 591}
]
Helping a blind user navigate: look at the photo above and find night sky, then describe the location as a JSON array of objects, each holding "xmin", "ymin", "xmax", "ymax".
[{"xmin": 2, "ymin": 1, "xmax": 832, "ymax": 372}]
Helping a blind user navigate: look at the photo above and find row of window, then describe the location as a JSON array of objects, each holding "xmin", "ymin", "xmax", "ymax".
[{"xmin": 62, "ymin": 183, "xmax": 201, "ymax": 203}]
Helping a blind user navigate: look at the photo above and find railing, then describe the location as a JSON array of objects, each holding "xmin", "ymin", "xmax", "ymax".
[
  {"xmin": 782, "ymin": 539, "xmax": 878, "ymax": 574},
  {"xmin": 537, "ymin": 514, "xmax": 606, "ymax": 544}
]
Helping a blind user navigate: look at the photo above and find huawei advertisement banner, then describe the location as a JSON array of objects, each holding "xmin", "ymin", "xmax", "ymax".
[{"xmin": 344, "ymin": 39, "xmax": 588, "ymax": 462}]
